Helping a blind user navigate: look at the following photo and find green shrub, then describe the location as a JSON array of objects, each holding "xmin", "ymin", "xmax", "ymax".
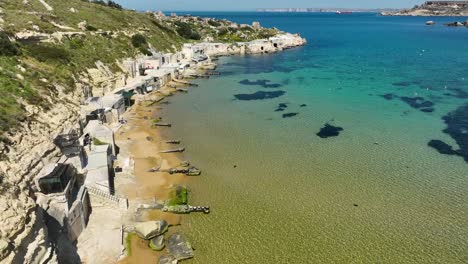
[
  {"xmin": 218, "ymin": 28, "xmax": 228, "ymax": 36},
  {"xmin": 240, "ymin": 26, "xmax": 254, "ymax": 32},
  {"xmin": 107, "ymin": 0, "xmax": 123, "ymax": 10},
  {"xmin": 0, "ymin": 32, "xmax": 20, "ymax": 56},
  {"xmin": 208, "ymin": 20, "xmax": 221, "ymax": 27},
  {"xmin": 85, "ymin": 25, "xmax": 98, "ymax": 31},
  {"xmin": 259, "ymin": 29, "xmax": 277, "ymax": 39},
  {"xmin": 175, "ymin": 22, "xmax": 201, "ymax": 40},
  {"xmin": 131, "ymin": 34, "xmax": 147, "ymax": 48},
  {"xmin": 68, "ymin": 38, "xmax": 85, "ymax": 49},
  {"xmin": 25, "ymin": 44, "xmax": 70, "ymax": 64},
  {"xmin": 139, "ymin": 47, "xmax": 152, "ymax": 56},
  {"xmin": 151, "ymin": 20, "xmax": 174, "ymax": 34}
]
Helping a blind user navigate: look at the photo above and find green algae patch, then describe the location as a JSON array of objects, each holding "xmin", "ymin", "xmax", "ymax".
[
  {"xmin": 151, "ymin": 117, "xmax": 162, "ymax": 125},
  {"xmin": 125, "ymin": 232, "xmax": 136, "ymax": 257},
  {"xmin": 168, "ymin": 186, "xmax": 188, "ymax": 206}
]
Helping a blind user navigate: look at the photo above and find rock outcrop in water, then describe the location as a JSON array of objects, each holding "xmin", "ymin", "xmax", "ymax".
[
  {"xmin": 444, "ymin": 21, "xmax": 468, "ymax": 27},
  {"xmin": 167, "ymin": 233, "xmax": 194, "ymax": 261},
  {"xmin": 134, "ymin": 220, "xmax": 169, "ymax": 240},
  {"xmin": 159, "ymin": 254, "xmax": 178, "ymax": 264},
  {"xmin": 150, "ymin": 235, "xmax": 166, "ymax": 251}
]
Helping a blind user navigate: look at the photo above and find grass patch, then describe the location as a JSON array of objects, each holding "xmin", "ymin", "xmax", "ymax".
[
  {"xmin": 24, "ymin": 44, "xmax": 70, "ymax": 64},
  {"xmin": 93, "ymin": 137, "xmax": 108, "ymax": 145}
]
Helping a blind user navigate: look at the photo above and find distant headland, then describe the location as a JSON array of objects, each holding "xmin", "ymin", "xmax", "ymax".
[
  {"xmin": 381, "ymin": 1, "xmax": 468, "ymax": 16},
  {"xmin": 256, "ymin": 8, "xmax": 399, "ymax": 13}
]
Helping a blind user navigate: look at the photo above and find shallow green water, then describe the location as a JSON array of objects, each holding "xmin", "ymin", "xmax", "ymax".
[{"xmin": 161, "ymin": 12, "xmax": 468, "ymax": 263}]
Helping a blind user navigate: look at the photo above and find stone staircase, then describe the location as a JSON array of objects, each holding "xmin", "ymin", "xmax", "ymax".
[{"xmin": 86, "ymin": 185, "xmax": 128, "ymax": 209}]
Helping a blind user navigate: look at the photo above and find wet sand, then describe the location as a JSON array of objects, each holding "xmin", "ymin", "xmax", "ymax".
[{"xmin": 115, "ymin": 85, "xmax": 192, "ymax": 264}]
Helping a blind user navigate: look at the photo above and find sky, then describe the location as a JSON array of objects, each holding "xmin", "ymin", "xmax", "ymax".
[{"xmin": 114, "ymin": 0, "xmax": 423, "ymax": 11}]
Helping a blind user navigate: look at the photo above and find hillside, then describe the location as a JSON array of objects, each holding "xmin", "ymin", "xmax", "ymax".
[{"xmin": 0, "ymin": 0, "xmax": 280, "ymax": 139}]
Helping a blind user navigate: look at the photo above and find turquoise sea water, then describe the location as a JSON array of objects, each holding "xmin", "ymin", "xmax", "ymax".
[{"xmin": 161, "ymin": 13, "xmax": 468, "ymax": 263}]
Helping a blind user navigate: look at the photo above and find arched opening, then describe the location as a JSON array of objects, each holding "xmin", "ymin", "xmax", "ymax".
[{"xmin": 273, "ymin": 43, "xmax": 278, "ymax": 48}]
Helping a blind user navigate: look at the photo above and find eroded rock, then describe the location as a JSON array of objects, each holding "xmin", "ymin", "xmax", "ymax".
[
  {"xmin": 134, "ymin": 220, "xmax": 168, "ymax": 240},
  {"xmin": 167, "ymin": 233, "xmax": 194, "ymax": 261},
  {"xmin": 159, "ymin": 255, "xmax": 178, "ymax": 264}
]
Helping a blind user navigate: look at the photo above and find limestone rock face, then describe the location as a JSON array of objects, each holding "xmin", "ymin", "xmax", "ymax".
[
  {"xmin": 252, "ymin": 21, "xmax": 261, "ymax": 29},
  {"xmin": 134, "ymin": 220, "xmax": 168, "ymax": 240},
  {"xmin": 78, "ymin": 20, "xmax": 87, "ymax": 30},
  {"xmin": 0, "ymin": 83, "xmax": 82, "ymax": 263},
  {"xmin": 167, "ymin": 233, "xmax": 194, "ymax": 261}
]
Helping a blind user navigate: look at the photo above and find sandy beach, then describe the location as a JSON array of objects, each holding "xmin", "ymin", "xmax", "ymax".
[{"xmin": 117, "ymin": 85, "xmax": 193, "ymax": 263}]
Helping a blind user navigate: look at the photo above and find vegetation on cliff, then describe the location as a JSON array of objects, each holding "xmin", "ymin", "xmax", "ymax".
[{"xmin": 0, "ymin": 0, "xmax": 281, "ymax": 139}]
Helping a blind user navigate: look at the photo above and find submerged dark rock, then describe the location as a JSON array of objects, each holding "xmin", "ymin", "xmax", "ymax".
[
  {"xmin": 392, "ymin": 81, "xmax": 413, "ymax": 87},
  {"xmin": 238, "ymin": 79, "xmax": 282, "ymax": 88},
  {"xmin": 441, "ymin": 104, "xmax": 468, "ymax": 162},
  {"xmin": 282, "ymin": 113, "xmax": 298, "ymax": 118},
  {"xmin": 399, "ymin": 96, "xmax": 434, "ymax": 112},
  {"xmin": 449, "ymin": 88, "xmax": 468, "ymax": 99},
  {"xmin": 380, "ymin": 93, "xmax": 396, "ymax": 100},
  {"xmin": 300, "ymin": 104, "xmax": 307, "ymax": 107},
  {"xmin": 275, "ymin": 103, "xmax": 288, "ymax": 112},
  {"xmin": 428, "ymin": 140, "xmax": 458, "ymax": 155},
  {"xmin": 316, "ymin": 123, "xmax": 344, "ymax": 138},
  {"xmin": 420, "ymin": 108, "xmax": 434, "ymax": 113},
  {"xmin": 234, "ymin": 90, "xmax": 286, "ymax": 101}
]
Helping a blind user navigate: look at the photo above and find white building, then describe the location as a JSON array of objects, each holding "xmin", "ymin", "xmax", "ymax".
[{"xmin": 85, "ymin": 144, "xmax": 113, "ymax": 194}]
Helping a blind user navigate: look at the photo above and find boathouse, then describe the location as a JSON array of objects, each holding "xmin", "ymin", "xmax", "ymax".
[
  {"xmin": 85, "ymin": 144, "xmax": 114, "ymax": 194},
  {"xmin": 34, "ymin": 163, "xmax": 91, "ymax": 241},
  {"xmin": 81, "ymin": 94, "xmax": 125, "ymax": 125}
]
